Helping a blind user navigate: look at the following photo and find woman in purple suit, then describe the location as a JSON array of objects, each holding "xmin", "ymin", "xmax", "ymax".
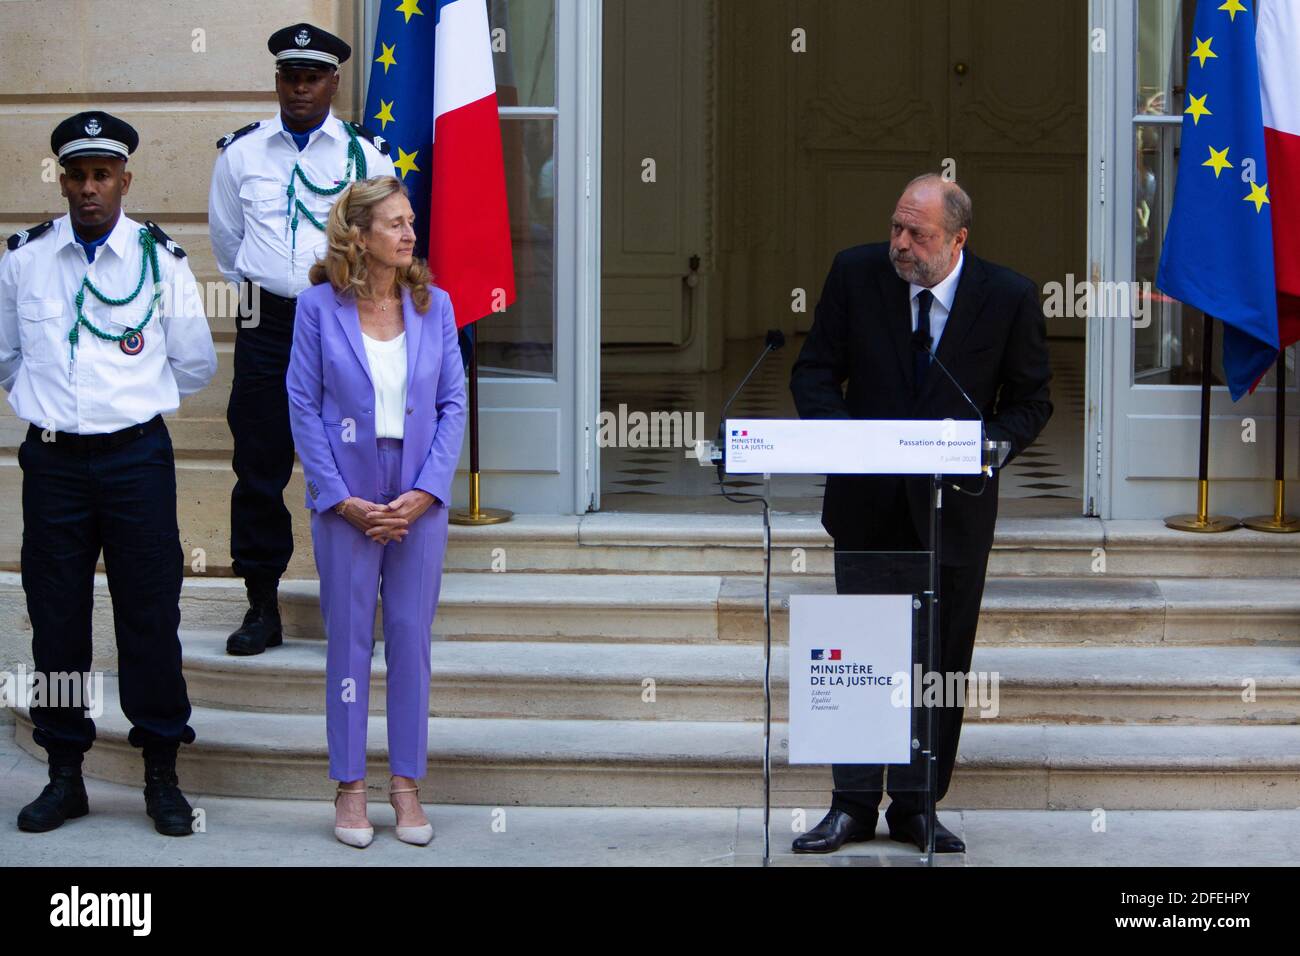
[{"xmin": 286, "ymin": 175, "xmax": 466, "ymax": 848}]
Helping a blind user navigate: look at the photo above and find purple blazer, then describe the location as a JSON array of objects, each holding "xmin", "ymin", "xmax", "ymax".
[{"xmin": 286, "ymin": 281, "xmax": 467, "ymax": 514}]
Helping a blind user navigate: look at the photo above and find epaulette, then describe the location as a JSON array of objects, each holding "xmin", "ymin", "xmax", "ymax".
[
  {"xmin": 6, "ymin": 220, "xmax": 54, "ymax": 251},
  {"xmin": 216, "ymin": 121, "xmax": 261, "ymax": 149},
  {"xmin": 347, "ymin": 121, "xmax": 390, "ymax": 156},
  {"xmin": 145, "ymin": 221, "xmax": 186, "ymax": 258}
]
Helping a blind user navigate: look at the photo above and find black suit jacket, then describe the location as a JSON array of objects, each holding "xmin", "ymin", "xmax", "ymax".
[{"xmin": 790, "ymin": 243, "xmax": 1053, "ymax": 566}]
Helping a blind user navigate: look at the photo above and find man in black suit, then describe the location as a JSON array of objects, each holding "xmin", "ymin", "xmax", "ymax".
[{"xmin": 789, "ymin": 173, "xmax": 1052, "ymax": 853}]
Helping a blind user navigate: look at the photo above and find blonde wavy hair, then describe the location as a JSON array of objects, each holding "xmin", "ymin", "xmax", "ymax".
[{"xmin": 309, "ymin": 175, "xmax": 433, "ymax": 313}]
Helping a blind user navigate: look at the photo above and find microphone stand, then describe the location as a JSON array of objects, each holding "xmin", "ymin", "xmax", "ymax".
[{"xmin": 707, "ymin": 331, "xmax": 784, "ymax": 864}]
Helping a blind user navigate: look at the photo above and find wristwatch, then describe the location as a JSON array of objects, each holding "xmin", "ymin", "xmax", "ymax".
[{"xmin": 334, "ymin": 500, "xmax": 347, "ymax": 516}]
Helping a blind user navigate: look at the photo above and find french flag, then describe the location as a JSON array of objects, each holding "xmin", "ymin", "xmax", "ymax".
[
  {"xmin": 1258, "ymin": 0, "xmax": 1300, "ymax": 347},
  {"xmin": 364, "ymin": 1, "xmax": 516, "ymax": 327},
  {"xmin": 429, "ymin": 0, "xmax": 517, "ymax": 327}
]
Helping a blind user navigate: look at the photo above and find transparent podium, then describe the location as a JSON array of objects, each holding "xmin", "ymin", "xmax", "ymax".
[{"xmin": 702, "ymin": 418, "xmax": 1008, "ymax": 866}]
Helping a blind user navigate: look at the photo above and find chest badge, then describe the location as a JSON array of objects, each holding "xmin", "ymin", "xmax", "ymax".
[{"xmin": 120, "ymin": 330, "xmax": 145, "ymax": 355}]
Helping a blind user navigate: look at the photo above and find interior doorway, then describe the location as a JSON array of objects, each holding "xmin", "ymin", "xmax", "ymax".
[{"xmin": 598, "ymin": 0, "xmax": 1088, "ymax": 514}]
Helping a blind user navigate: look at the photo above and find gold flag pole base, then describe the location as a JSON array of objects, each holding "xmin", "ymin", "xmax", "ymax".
[
  {"xmin": 449, "ymin": 472, "xmax": 513, "ymax": 526},
  {"xmin": 1165, "ymin": 480, "xmax": 1239, "ymax": 533},
  {"xmin": 1242, "ymin": 481, "xmax": 1300, "ymax": 532}
]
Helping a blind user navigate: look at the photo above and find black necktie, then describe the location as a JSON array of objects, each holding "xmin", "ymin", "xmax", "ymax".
[{"xmin": 913, "ymin": 289, "xmax": 934, "ymax": 396}]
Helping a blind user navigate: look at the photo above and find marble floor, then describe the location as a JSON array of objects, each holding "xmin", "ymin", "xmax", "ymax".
[{"xmin": 600, "ymin": 337, "xmax": 1086, "ymax": 516}]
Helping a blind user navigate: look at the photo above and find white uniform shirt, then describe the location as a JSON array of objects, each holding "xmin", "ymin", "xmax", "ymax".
[
  {"xmin": 0, "ymin": 213, "xmax": 217, "ymax": 434},
  {"xmin": 208, "ymin": 112, "xmax": 397, "ymax": 299},
  {"xmin": 908, "ymin": 250, "xmax": 965, "ymax": 351},
  {"xmin": 362, "ymin": 329, "xmax": 407, "ymax": 440}
]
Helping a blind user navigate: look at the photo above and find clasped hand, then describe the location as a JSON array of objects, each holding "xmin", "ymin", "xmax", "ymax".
[{"xmin": 337, "ymin": 490, "xmax": 437, "ymax": 544}]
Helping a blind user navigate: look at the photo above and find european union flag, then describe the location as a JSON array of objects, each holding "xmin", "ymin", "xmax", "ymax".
[
  {"xmin": 365, "ymin": 0, "xmax": 439, "ymax": 258},
  {"xmin": 1156, "ymin": 0, "xmax": 1278, "ymax": 399}
]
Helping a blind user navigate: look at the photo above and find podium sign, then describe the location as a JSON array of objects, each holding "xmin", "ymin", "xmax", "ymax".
[
  {"xmin": 787, "ymin": 594, "xmax": 914, "ymax": 764},
  {"xmin": 725, "ymin": 418, "xmax": 982, "ymax": 474}
]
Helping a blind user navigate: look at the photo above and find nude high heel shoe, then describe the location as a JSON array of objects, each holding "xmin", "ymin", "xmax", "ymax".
[
  {"xmin": 389, "ymin": 785, "xmax": 433, "ymax": 845},
  {"xmin": 334, "ymin": 785, "xmax": 374, "ymax": 848}
]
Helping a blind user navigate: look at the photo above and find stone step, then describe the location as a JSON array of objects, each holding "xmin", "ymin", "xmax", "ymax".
[
  {"xmin": 3, "ymin": 573, "xmax": 1298, "ymax": 679},
  {"xmin": 177, "ymin": 573, "xmax": 1300, "ymax": 647},
  {"xmin": 0, "ymin": 456, "xmax": 320, "ymax": 578},
  {"xmin": 13, "ymin": 682, "xmax": 1300, "ymax": 808},
  {"xmin": 178, "ymin": 632, "xmax": 1300, "ymax": 725},
  {"xmin": 1, "ymin": 452, "xmax": 1297, "ymax": 579}
]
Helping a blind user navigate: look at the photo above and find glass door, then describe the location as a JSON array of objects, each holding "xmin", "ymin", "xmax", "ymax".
[
  {"xmin": 1089, "ymin": 0, "xmax": 1292, "ymax": 520},
  {"xmin": 364, "ymin": 0, "xmax": 600, "ymax": 515}
]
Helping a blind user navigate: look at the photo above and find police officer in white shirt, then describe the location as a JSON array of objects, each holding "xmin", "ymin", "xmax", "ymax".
[
  {"xmin": 0, "ymin": 111, "xmax": 217, "ymax": 837},
  {"xmin": 209, "ymin": 22, "xmax": 395, "ymax": 657}
]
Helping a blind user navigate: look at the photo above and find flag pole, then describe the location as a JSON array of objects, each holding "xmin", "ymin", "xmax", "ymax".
[
  {"xmin": 450, "ymin": 322, "xmax": 512, "ymax": 526},
  {"xmin": 1244, "ymin": 348, "xmax": 1300, "ymax": 532},
  {"xmin": 1166, "ymin": 314, "xmax": 1240, "ymax": 532}
]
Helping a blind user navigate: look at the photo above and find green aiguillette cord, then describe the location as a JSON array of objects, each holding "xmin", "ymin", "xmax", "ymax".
[
  {"xmin": 69, "ymin": 227, "xmax": 161, "ymax": 379},
  {"xmin": 285, "ymin": 123, "xmax": 368, "ymax": 251}
]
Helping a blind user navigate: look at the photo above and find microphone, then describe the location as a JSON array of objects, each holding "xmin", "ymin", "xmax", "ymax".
[
  {"xmin": 912, "ymin": 336, "xmax": 985, "ymax": 428},
  {"xmin": 911, "ymin": 337, "xmax": 996, "ymax": 490},
  {"xmin": 715, "ymin": 330, "xmax": 786, "ymax": 484}
]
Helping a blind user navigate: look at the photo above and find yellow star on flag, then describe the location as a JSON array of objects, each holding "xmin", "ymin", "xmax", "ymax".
[
  {"xmin": 1190, "ymin": 37, "xmax": 1216, "ymax": 68},
  {"xmin": 1202, "ymin": 146, "xmax": 1232, "ymax": 178},
  {"xmin": 393, "ymin": 147, "xmax": 420, "ymax": 179},
  {"xmin": 1243, "ymin": 180, "xmax": 1270, "ymax": 213},
  {"xmin": 1218, "ymin": 0, "xmax": 1246, "ymax": 21},
  {"xmin": 374, "ymin": 100, "xmax": 396, "ymax": 131},
  {"xmin": 375, "ymin": 42, "xmax": 397, "ymax": 74},
  {"xmin": 1185, "ymin": 93, "xmax": 1211, "ymax": 125},
  {"xmin": 396, "ymin": 0, "xmax": 423, "ymax": 24}
]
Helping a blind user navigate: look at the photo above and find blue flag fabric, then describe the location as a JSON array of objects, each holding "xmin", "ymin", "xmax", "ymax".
[
  {"xmin": 1156, "ymin": 0, "xmax": 1278, "ymax": 400},
  {"xmin": 364, "ymin": 1, "xmax": 440, "ymax": 258}
]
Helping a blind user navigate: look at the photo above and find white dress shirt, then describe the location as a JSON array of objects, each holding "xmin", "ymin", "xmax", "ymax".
[
  {"xmin": 208, "ymin": 111, "xmax": 397, "ymax": 299},
  {"xmin": 909, "ymin": 250, "xmax": 965, "ymax": 351},
  {"xmin": 0, "ymin": 213, "xmax": 218, "ymax": 434},
  {"xmin": 362, "ymin": 329, "xmax": 407, "ymax": 440}
]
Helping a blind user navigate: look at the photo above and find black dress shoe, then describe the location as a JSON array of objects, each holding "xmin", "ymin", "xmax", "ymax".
[
  {"xmin": 226, "ymin": 579, "xmax": 282, "ymax": 656},
  {"xmin": 791, "ymin": 808, "xmax": 877, "ymax": 853},
  {"xmin": 886, "ymin": 812, "xmax": 965, "ymax": 853},
  {"xmin": 143, "ymin": 756, "xmax": 194, "ymax": 837},
  {"xmin": 17, "ymin": 764, "xmax": 89, "ymax": 833}
]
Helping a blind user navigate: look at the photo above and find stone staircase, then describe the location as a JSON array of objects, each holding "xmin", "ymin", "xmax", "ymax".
[
  {"xmin": 5, "ymin": 509, "xmax": 1300, "ymax": 808},
  {"xmin": 3, "ymin": 338, "xmax": 1300, "ymax": 808}
]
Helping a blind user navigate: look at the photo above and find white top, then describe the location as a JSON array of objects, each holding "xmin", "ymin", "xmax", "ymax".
[
  {"xmin": 207, "ymin": 111, "xmax": 397, "ymax": 299},
  {"xmin": 0, "ymin": 213, "xmax": 218, "ymax": 434},
  {"xmin": 908, "ymin": 250, "xmax": 965, "ymax": 352},
  {"xmin": 362, "ymin": 329, "xmax": 407, "ymax": 440}
]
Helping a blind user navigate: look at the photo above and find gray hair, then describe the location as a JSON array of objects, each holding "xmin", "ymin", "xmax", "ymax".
[{"xmin": 905, "ymin": 173, "xmax": 973, "ymax": 238}]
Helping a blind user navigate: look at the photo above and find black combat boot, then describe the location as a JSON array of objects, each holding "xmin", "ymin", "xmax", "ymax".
[
  {"xmin": 225, "ymin": 576, "xmax": 283, "ymax": 656},
  {"xmin": 143, "ymin": 750, "xmax": 194, "ymax": 837},
  {"xmin": 17, "ymin": 760, "xmax": 89, "ymax": 833}
]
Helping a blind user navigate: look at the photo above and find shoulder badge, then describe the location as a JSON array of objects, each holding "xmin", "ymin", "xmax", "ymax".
[
  {"xmin": 6, "ymin": 220, "xmax": 54, "ymax": 252},
  {"xmin": 216, "ymin": 121, "xmax": 261, "ymax": 149},
  {"xmin": 145, "ymin": 221, "xmax": 186, "ymax": 259},
  {"xmin": 347, "ymin": 121, "xmax": 390, "ymax": 156}
]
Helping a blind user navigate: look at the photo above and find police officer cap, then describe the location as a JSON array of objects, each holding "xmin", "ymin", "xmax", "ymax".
[
  {"xmin": 269, "ymin": 23, "xmax": 351, "ymax": 70},
  {"xmin": 51, "ymin": 111, "xmax": 139, "ymax": 165}
]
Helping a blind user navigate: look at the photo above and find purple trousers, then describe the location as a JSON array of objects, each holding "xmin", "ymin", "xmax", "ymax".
[{"xmin": 311, "ymin": 438, "xmax": 449, "ymax": 782}]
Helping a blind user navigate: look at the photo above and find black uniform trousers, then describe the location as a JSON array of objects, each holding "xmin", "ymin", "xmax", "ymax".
[
  {"xmin": 20, "ymin": 416, "xmax": 195, "ymax": 765},
  {"xmin": 829, "ymin": 481, "xmax": 990, "ymax": 823},
  {"xmin": 227, "ymin": 282, "xmax": 297, "ymax": 584}
]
